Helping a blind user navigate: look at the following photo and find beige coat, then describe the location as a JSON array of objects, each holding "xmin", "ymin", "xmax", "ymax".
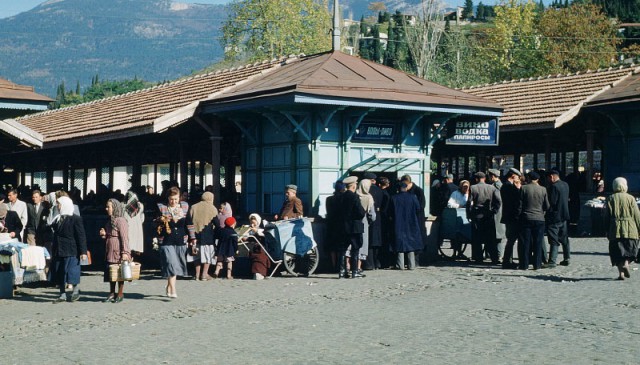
[{"xmin": 606, "ymin": 192, "xmax": 640, "ymax": 240}]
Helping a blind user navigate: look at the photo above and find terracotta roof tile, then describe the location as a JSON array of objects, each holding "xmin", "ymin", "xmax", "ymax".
[
  {"xmin": 464, "ymin": 65, "xmax": 640, "ymax": 129},
  {"xmin": 586, "ymin": 70, "xmax": 640, "ymax": 106},
  {"xmin": 14, "ymin": 56, "xmax": 293, "ymax": 143},
  {"xmin": 0, "ymin": 78, "xmax": 54, "ymax": 103}
]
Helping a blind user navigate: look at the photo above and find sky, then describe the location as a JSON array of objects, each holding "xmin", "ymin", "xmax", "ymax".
[
  {"xmin": 0, "ymin": 0, "xmax": 230, "ymax": 19},
  {"xmin": 0, "ymin": 0, "xmax": 553, "ymax": 19}
]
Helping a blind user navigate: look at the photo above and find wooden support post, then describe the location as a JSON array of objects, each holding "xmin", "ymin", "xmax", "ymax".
[
  {"xmin": 544, "ymin": 134, "xmax": 552, "ymax": 170},
  {"xmin": 585, "ymin": 129, "xmax": 596, "ymax": 193}
]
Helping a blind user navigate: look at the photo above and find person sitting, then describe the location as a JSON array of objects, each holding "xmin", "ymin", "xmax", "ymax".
[{"xmin": 244, "ymin": 213, "xmax": 271, "ymax": 280}]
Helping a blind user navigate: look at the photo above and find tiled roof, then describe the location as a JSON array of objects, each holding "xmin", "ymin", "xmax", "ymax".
[
  {"xmin": 586, "ymin": 70, "xmax": 640, "ymax": 107},
  {"xmin": 213, "ymin": 51, "xmax": 502, "ymax": 113},
  {"xmin": 463, "ymin": 65, "xmax": 640, "ymax": 129},
  {"xmin": 0, "ymin": 78, "xmax": 53, "ymax": 103},
  {"xmin": 13, "ymin": 57, "xmax": 289, "ymax": 144}
]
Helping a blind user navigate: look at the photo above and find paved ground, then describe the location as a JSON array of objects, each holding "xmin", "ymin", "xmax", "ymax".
[{"xmin": 2, "ymin": 237, "xmax": 639, "ymax": 365}]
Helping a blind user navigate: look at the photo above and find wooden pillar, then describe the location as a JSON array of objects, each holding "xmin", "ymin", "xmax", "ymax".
[
  {"xmin": 533, "ymin": 153, "xmax": 538, "ymax": 170},
  {"xmin": 190, "ymin": 160, "xmax": 196, "ymax": 192},
  {"xmin": 108, "ymin": 166, "xmax": 114, "ymax": 192},
  {"xmin": 46, "ymin": 169, "xmax": 54, "ymax": 192},
  {"xmin": 62, "ymin": 166, "xmax": 69, "ymax": 191},
  {"xmin": 560, "ymin": 152, "xmax": 567, "ymax": 175},
  {"xmin": 210, "ymin": 133, "xmax": 222, "ymax": 206},
  {"xmin": 96, "ymin": 154, "xmax": 102, "ymax": 193},
  {"xmin": 131, "ymin": 161, "xmax": 142, "ymax": 191},
  {"xmin": 514, "ymin": 153, "xmax": 521, "ymax": 171},
  {"xmin": 544, "ymin": 134, "xmax": 552, "ymax": 170},
  {"xmin": 199, "ymin": 161, "xmax": 205, "ymax": 188},
  {"xmin": 179, "ymin": 141, "xmax": 188, "ymax": 192},
  {"xmin": 463, "ymin": 155, "xmax": 470, "ymax": 179},
  {"xmin": 572, "ymin": 149, "xmax": 579, "ymax": 175},
  {"xmin": 585, "ymin": 129, "xmax": 596, "ymax": 193},
  {"xmin": 478, "ymin": 151, "xmax": 486, "ymax": 173},
  {"xmin": 83, "ymin": 168, "xmax": 89, "ymax": 197}
]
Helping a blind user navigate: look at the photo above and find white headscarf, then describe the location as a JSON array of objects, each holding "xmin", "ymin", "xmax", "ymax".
[
  {"xmin": 57, "ymin": 196, "xmax": 75, "ymax": 216},
  {"xmin": 612, "ymin": 177, "xmax": 628, "ymax": 193},
  {"xmin": 46, "ymin": 192, "xmax": 60, "ymax": 226}
]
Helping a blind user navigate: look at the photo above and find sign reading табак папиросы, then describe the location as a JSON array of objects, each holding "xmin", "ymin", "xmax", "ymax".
[{"xmin": 445, "ymin": 119, "xmax": 499, "ymax": 146}]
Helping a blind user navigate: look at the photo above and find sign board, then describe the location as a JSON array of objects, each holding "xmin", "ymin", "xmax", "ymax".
[
  {"xmin": 352, "ymin": 122, "xmax": 395, "ymax": 142},
  {"xmin": 445, "ymin": 119, "xmax": 499, "ymax": 146}
]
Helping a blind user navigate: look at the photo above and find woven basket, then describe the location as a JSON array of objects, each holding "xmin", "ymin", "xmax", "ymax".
[{"xmin": 109, "ymin": 262, "xmax": 141, "ymax": 282}]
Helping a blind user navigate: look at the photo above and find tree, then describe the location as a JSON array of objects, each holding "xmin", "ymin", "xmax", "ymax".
[
  {"xmin": 479, "ymin": 0, "xmax": 546, "ymax": 81},
  {"xmin": 463, "ymin": 0, "xmax": 474, "ymax": 20},
  {"xmin": 372, "ymin": 25, "xmax": 383, "ymax": 62},
  {"xmin": 538, "ymin": 3, "xmax": 620, "ymax": 73},
  {"xmin": 403, "ymin": 0, "xmax": 444, "ymax": 78},
  {"xmin": 221, "ymin": 0, "xmax": 332, "ymax": 62},
  {"xmin": 368, "ymin": 2, "xmax": 386, "ymax": 13},
  {"xmin": 477, "ymin": 2, "xmax": 486, "ymax": 20}
]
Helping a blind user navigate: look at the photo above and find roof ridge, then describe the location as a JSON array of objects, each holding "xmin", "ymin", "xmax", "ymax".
[
  {"xmin": 462, "ymin": 63, "xmax": 637, "ymax": 90},
  {"xmin": 17, "ymin": 54, "xmax": 304, "ymax": 121}
]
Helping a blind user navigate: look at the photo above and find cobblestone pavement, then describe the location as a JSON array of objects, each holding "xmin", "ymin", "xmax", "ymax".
[{"xmin": 1, "ymin": 237, "xmax": 638, "ymax": 364}]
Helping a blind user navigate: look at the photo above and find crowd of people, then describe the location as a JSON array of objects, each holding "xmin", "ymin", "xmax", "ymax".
[
  {"xmin": 0, "ymin": 167, "xmax": 638, "ymax": 304},
  {"xmin": 430, "ymin": 167, "xmax": 640, "ymax": 279}
]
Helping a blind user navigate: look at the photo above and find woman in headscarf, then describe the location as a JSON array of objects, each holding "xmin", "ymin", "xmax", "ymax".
[
  {"xmin": 124, "ymin": 190, "xmax": 145, "ymax": 255},
  {"xmin": 447, "ymin": 180, "xmax": 470, "ymax": 208},
  {"xmin": 605, "ymin": 177, "xmax": 640, "ymax": 280},
  {"xmin": 99, "ymin": 199, "xmax": 130, "ymax": 302},
  {"xmin": 217, "ymin": 202, "xmax": 233, "ymax": 228},
  {"xmin": 156, "ymin": 187, "xmax": 195, "ymax": 298},
  {"xmin": 188, "ymin": 191, "xmax": 218, "ymax": 281},
  {"xmin": 245, "ymin": 213, "xmax": 270, "ymax": 280},
  {"xmin": 50, "ymin": 196, "xmax": 88, "ymax": 303},
  {"xmin": 347, "ymin": 179, "xmax": 375, "ymax": 277}
]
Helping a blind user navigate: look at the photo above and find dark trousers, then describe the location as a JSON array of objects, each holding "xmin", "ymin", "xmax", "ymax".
[
  {"xmin": 341, "ymin": 234, "xmax": 363, "ymax": 272},
  {"xmin": 471, "ymin": 218, "xmax": 497, "ymax": 263},
  {"xmin": 519, "ymin": 220, "xmax": 545, "ymax": 269},
  {"xmin": 502, "ymin": 222, "xmax": 519, "ymax": 265},
  {"xmin": 547, "ymin": 221, "xmax": 570, "ymax": 264}
]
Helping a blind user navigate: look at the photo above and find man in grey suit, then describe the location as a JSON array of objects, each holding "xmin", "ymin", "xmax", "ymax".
[
  {"xmin": 517, "ymin": 171, "xmax": 549, "ymax": 270},
  {"xmin": 466, "ymin": 172, "xmax": 502, "ymax": 264},
  {"xmin": 26, "ymin": 190, "xmax": 48, "ymax": 246},
  {"xmin": 545, "ymin": 170, "xmax": 571, "ymax": 267}
]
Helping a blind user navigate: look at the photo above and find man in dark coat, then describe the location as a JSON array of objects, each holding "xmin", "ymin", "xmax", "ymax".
[
  {"xmin": 500, "ymin": 168, "xmax": 522, "ymax": 269},
  {"xmin": 517, "ymin": 171, "xmax": 550, "ymax": 270},
  {"xmin": 466, "ymin": 172, "xmax": 502, "ymax": 264},
  {"xmin": 545, "ymin": 169, "xmax": 571, "ymax": 267},
  {"xmin": 325, "ymin": 180, "xmax": 345, "ymax": 271},
  {"xmin": 389, "ymin": 183, "xmax": 423, "ymax": 270},
  {"xmin": 364, "ymin": 172, "xmax": 385, "ymax": 270},
  {"xmin": 377, "ymin": 176, "xmax": 394, "ymax": 268},
  {"xmin": 439, "ymin": 174, "xmax": 458, "ymax": 213},
  {"xmin": 401, "ymin": 174, "xmax": 426, "ymax": 239},
  {"xmin": 276, "ymin": 184, "xmax": 303, "ymax": 220},
  {"xmin": 338, "ymin": 176, "xmax": 366, "ymax": 279}
]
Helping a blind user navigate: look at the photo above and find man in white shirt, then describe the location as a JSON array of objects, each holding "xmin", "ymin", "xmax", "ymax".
[{"xmin": 7, "ymin": 189, "xmax": 28, "ymax": 242}]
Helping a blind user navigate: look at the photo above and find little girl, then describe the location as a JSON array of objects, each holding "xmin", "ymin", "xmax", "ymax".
[{"xmin": 214, "ymin": 217, "xmax": 238, "ymax": 279}]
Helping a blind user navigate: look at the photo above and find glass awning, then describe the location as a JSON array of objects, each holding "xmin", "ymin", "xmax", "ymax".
[{"xmin": 345, "ymin": 152, "xmax": 426, "ymax": 176}]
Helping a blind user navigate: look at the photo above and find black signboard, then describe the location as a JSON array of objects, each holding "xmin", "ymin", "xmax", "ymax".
[{"xmin": 352, "ymin": 123, "xmax": 395, "ymax": 142}]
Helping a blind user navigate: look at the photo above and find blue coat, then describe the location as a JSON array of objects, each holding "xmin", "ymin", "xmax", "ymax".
[{"xmin": 390, "ymin": 192, "xmax": 423, "ymax": 253}]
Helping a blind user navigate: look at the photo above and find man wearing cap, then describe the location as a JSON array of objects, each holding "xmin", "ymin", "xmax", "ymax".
[
  {"xmin": 488, "ymin": 169, "xmax": 505, "ymax": 262},
  {"xmin": 338, "ymin": 176, "xmax": 366, "ymax": 278},
  {"xmin": 500, "ymin": 168, "xmax": 522, "ymax": 269},
  {"xmin": 437, "ymin": 174, "xmax": 458, "ymax": 215},
  {"xmin": 276, "ymin": 184, "xmax": 303, "ymax": 220},
  {"xmin": 545, "ymin": 170, "xmax": 571, "ymax": 267},
  {"xmin": 466, "ymin": 172, "xmax": 502, "ymax": 264},
  {"xmin": 364, "ymin": 172, "xmax": 385, "ymax": 270},
  {"xmin": 517, "ymin": 171, "xmax": 550, "ymax": 270}
]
